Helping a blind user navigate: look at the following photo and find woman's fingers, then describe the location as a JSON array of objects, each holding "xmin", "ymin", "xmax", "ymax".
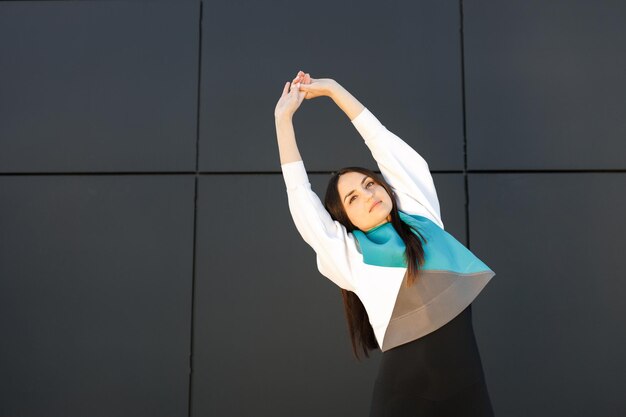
[
  {"xmin": 290, "ymin": 82, "xmax": 300, "ymax": 96},
  {"xmin": 281, "ymin": 81, "xmax": 290, "ymax": 96},
  {"xmin": 292, "ymin": 70, "xmax": 308, "ymax": 85},
  {"xmin": 293, "ymin": 82, "xmax": 305, "ymax": 98},
  {"xmin": 284, "ymin": 71, "xmax": 310, "ymax": 103}
]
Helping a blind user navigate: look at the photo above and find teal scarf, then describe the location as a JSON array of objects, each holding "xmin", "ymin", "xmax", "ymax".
[{"xmin": 352, "ymin": 211, "xmax": 491, "ymax": 274}]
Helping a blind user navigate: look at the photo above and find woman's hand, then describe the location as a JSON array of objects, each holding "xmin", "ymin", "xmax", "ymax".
[
  {"xmin": 295, "ymin": 70, "xmax": 364, "ymax": 121},
  {"xmin": 274, "ymin": 80, "xmax": 306, "ymax": 120},
  {"xmin": 291, "ymin": 70, "xmax": 337, "ymax": 100}
]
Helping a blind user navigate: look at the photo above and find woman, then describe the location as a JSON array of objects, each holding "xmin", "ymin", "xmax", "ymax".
[{"xmin": 274, "ymin": 71, "xmax": 496, "ymax": 416}]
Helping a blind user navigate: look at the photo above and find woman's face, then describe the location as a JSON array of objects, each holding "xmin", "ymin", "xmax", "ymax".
[{"xmin": 337, "ymin": 171, "xmax": 393, "ymax": 232}]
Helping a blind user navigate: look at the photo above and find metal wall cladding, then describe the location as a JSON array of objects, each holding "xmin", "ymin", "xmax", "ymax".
[
  {"xmin": 464, "ymin": 0, "xmax": 626, "ymax": 170},
  {"xmin": 0, "ymin": 1, "xmax": 199, "ymax": 173},
  {"xmin": 199, "ymin": 0, "xmax": 464, "ymax": 172},
  {"xmin": 0, "ymin": 175, "xmax": 195, "ymax": 417}
]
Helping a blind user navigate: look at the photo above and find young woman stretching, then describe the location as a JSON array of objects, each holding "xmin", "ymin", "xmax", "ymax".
[{"xmin": 274, "ymin": 70, "xmax": 496, "ymax": 416}]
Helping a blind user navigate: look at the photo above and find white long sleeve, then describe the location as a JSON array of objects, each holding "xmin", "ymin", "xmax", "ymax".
[
  {"xmin": 281, "ymin": 160, "xmax": 360, "ymax": 291},
  {"xmin": 351, "ymin": 108, "xmax": 444, "ymax": 229}
]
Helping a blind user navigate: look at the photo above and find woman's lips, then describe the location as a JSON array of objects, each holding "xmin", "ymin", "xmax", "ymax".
[{"xmin": 370, "ymin": 201, "xmax": 381, "ymax": 212}]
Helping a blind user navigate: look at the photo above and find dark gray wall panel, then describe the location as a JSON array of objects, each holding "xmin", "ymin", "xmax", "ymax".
[
  {"xmin": 435, "ymin": 173, "xmax": 467, "ymax": 245},
  {"xmin": 194, "ymin": 172, "xmax": 466, "ymax": 416},
  {"xmin": 0, "ymin": 1, "xmax": 199, "ymax": 173},
  {"xmin": 469, "ymin": 173, "xmax": 626, "ymax": 416},
  {"xmin": 0, "ymin": 175, "xmax": 195, "ymax": 417},
  {"xmin": 200, "ymin": 0, "xmax": 463, "ymax": 172},
  {"xmin": 464, "ymin": 1, "xmax": 626, "ymax": 170}
]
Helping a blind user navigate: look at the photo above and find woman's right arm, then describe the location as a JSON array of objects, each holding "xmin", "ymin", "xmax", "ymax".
[
  {"xmin": 274, "ymin": 82, "xmax": 304, "ymax": 164},
  {"xmin": 275, "ymin": 81, "xmax": 358, "ymax": 291},
  {"xmin": 275, "ymin": 117, "xmax": 302, "ymax": 164}
]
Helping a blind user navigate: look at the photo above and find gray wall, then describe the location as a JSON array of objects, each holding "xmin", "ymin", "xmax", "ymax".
[{"xmin": 1, "ymin": 1, "xmax": 624, "ymax": 416}]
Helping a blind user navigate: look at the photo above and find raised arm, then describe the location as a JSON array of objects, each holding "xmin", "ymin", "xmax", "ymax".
[
  {"xmin": 274, "ymin": 81, "xmax": 304, "ymax": 164},
  {"xmin": 274, "ymin": 78, "xmax": 359, "ymax": 291}
]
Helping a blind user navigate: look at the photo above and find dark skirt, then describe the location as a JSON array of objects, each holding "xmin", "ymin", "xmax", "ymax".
[{"xmin": 369, "ymin": 304, "xmax": 495, "ymax": 417}]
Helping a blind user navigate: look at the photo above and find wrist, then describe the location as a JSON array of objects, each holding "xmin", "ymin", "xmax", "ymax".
[
  {"xmin": 275, "ymin": 113, "xmax": 293, "ymax": 124},
  {"xmin": 327, "ymin": 80, "xmax": 343, "ymax": 100}
]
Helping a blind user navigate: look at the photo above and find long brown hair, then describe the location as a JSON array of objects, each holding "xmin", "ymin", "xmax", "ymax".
[{"xmin": 324, "ymin": 167, "xmax": 427, "ymax": 360}]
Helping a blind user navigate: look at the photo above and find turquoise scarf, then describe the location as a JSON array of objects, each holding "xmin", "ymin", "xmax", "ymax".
[{"xmin": 352, "ymin": 211, "xmax": 491, "ymax": 274}]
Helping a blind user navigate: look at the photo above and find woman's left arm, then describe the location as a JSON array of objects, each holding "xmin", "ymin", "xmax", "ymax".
[
  {"xmin": 327, "ymin": 82, "xmax": 444, "ymax": 228},
  {"xmin": 296, "ymin": 75, "xmax": 444, "ymax": 228}
]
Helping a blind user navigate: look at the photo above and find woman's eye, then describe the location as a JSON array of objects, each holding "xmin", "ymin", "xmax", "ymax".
[
  {"xmin": 349, "ymin": 195, "xmax": 357, "ymax": 203},
  {"xmin": 366, "ymin": 181, "xmax": 374, "ymax": 188}
]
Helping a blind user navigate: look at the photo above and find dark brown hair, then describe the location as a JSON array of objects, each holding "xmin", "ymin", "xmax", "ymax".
[{"xmin": 324, "ymin": 167, "xmax": 427, "ymax": 360}]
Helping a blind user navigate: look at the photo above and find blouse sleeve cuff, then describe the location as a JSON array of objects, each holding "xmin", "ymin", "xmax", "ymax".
[
  {"xmin": 350, "ymin": 107, "xmax": 385, "ymax": 142},
  {"xmin": 281, "ymin": 160, "xmax": 309, "ymax": 190}
]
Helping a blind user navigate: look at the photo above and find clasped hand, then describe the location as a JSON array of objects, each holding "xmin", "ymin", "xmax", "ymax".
[{"xmin": 274, "ymin": 70, "xmax": 337, "ymax": 120}]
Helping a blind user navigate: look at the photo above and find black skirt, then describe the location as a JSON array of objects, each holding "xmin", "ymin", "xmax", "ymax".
[{"xmin": 369, "ymin": 304, "xmax": 495, "ymax": 417}]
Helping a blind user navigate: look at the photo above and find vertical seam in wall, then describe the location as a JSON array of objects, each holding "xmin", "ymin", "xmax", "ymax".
[
  {"xmin": 459, "ymin": 0, "xmax": 470, "ymax": 249},
  {"xmin": 189, "ymin": 1, "xmax": 203, "ymax": 416}
]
